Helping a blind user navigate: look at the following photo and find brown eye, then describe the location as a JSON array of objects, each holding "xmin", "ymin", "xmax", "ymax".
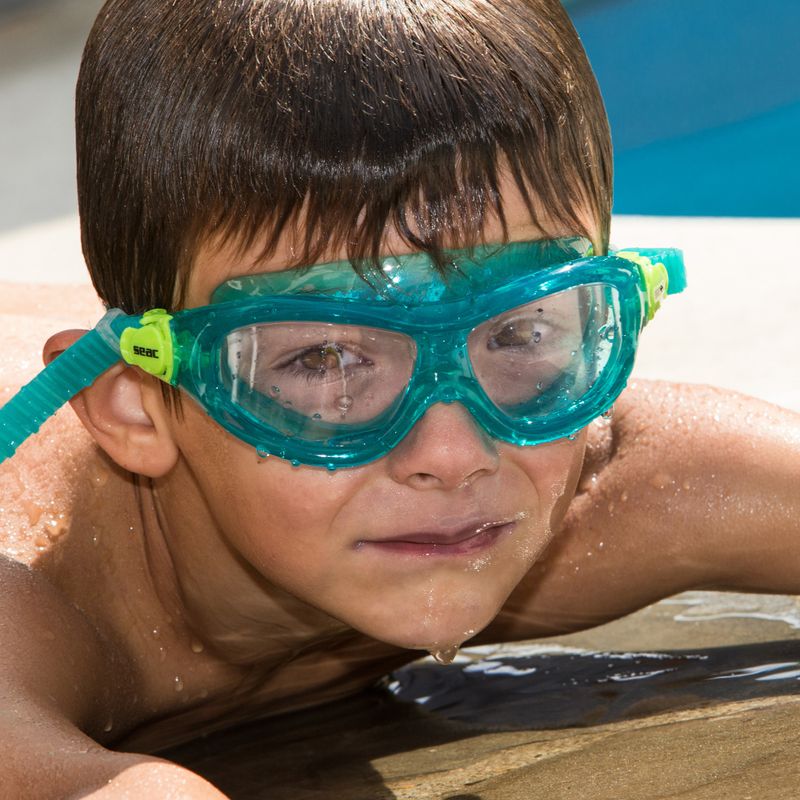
[
  {"xmin": 487, "ymin": 319, "xmax": 542, "ymax": 349},
  {"xmin": 300, "ymin": 345, "xmax": 342, "ymax": 371}
]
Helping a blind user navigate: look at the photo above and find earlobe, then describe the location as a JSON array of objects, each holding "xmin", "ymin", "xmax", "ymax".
[{"xmin": 43, "ymin": 330, "xmax": 180, "ymax": 478}]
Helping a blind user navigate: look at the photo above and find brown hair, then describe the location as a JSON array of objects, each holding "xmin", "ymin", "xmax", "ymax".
[{"xmin": 76, "ymin": 0, "xmax": 612, "ymax": 314}]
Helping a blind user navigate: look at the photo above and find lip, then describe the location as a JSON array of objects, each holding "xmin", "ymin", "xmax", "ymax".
[{"xmin": 356, "ymin": 519, "xmax": 517, "ymax": 557}]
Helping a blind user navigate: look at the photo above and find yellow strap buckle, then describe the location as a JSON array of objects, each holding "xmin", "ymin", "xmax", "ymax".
[
  {"xmin": 119, "ymin": 309, "xmax": 175, "ymax": 383},
  {"xmin": 616, "ymin": 251, "xmax": 670, "ymax": 323}
]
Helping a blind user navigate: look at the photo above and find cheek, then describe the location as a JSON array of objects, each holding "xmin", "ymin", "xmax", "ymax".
[
  {"xmin": 171, "ymin": 401, "xmax": 368, "ymax": 571},
  {"xmin": 506, "ymin": 431, "xmax": 587, "ymax": 532}
]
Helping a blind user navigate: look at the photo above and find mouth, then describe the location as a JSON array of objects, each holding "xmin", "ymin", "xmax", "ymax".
[{"xmin": 356, "ymin": 519, "xmax": 518, "ymax": 557}]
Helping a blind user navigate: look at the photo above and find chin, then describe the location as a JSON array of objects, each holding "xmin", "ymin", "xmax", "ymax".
[{"xmin": 350, "ymin": 586, "xmax": 506, "ymax": 653}]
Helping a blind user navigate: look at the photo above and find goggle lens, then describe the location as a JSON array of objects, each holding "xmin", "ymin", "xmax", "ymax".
[
  {"xmin": 224, "ymin": 323, "xmax": 416, "ymax": 439},
  {"xmin": 220, "ymin": 283, "xmax": 621, "ymax": 447},
  {"xmin": 469, "ymin": 283, "xmax": 619, "ymax": 416}
]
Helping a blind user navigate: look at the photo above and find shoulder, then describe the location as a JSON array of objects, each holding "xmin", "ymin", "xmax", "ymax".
[
  {"xmin": 0, "ymin": 553, "xmax": 130, "ymax": 734},
  {"xmin": 0, "ymin": 281, "xmax": 102, "ymax": 391},
  {"xmin": 0, "ymin": 281, "xmax": 104, "ymax": 562}
]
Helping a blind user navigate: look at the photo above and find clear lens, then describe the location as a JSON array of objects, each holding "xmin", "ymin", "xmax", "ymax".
[
  {"xmin": 218, "ymin": 284, "xmax": 621, "ymax": 446},
  {"xmin": 223, "ymin": 322, "xmax": 417, "ymax": 436},
  {"xmin": 468, "ymin": 284, "xmax": 620, "ymax": 415}
]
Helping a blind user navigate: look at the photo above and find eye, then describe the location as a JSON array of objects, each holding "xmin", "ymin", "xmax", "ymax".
[
  {"xmin": 299, "ymin": 343, "xmax": 347, "ymax": 372},
  {"xmin": 282, "ymin": 341, "xmax": 375, "ymax": 382},
  {"xmin": 486, "ymin": 317, "xmax": 546, "ymax": 350}
]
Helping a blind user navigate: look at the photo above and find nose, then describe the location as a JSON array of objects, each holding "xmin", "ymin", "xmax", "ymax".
[{"xmin": 385, "ymin": 402, "xmax": 499, "ymax": 490}]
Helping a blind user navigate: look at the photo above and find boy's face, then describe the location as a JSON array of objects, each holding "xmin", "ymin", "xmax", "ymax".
[{"xmin": 157, "ymin": 180, "xmax": 592, "ymax": 653}]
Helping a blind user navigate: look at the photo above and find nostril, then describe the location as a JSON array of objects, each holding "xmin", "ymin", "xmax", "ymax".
[{"xmin": 406, "ymin": 472, "xmax": 444, "ymax": 490}]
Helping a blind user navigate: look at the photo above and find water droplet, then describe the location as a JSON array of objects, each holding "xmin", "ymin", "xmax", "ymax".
[
  {"xmin": 174, "ymin": 676, "xmax": 184, "ymax": 692},
  {"xmin": 256, "ymin": 447, "xmax": 270, "ymax": 459},
  {"xmin": 570, "ymin": 350, "xmax": 577, "ymax": 358},
  {"xmin": 336, "ymin": 395, "xmax": 354, "ymax": 413},
  {"xmin": 650, "ymin": 472, "xmax": 673, "ymax": 490},
  {"xmin": 103, "ymin": 718, "xmax": 114, "ymax": 733},
  {"xmin": 567, "ymin": 432, "xmax": 578, "ymax": 441},
  {"xmin": 270, "ymin": 385, "xmax": 281, "ymax": 395},
  {"xmin": 536, "ymin": 381, "xmax": 544, "ymax": 391},
  {"xmin": 532, "ymin": 331, "xmax": 542, "ymax": 343},
  {"xmin": 326, "ymin": 463, "xmax": 338, "ymax": 472},
  {"xmin": 430, "ymin": 646, "xmax": 460, "ymax": 665},
  {"xmin": 190, "ymin": 638, "xmax": 204, "ymax": 654},
  {"xmin": 290, "ymin": 459, "xmax": 301, "ymax": 468},
  {"xmin": 283, "ymin": 400, "xmax": 293, "ymax": 407},
  {"xmin": 604, "ymin": 326, "xmax": 617, "ymax": 342},
  {"xmin": 601, "ymin": 407, "xmax": 614, "ymax": 420},
  {"xmin": 91, "ymin": 464, "xmax": 109, "ymax": 488},
  {"xmin": 151, "ymin": 627, "xmax": 161, "ymax": 639},
  {"xmin": 312, "ymin": 413, "xmax": 322, "ymax": 420},
  {"xmin": 682, "ymin": 479, "xmax": 691, "ymax": 491},
  {"xmin": 620, "ymin": 490, "xmax": 629, "ymax": 502},
  {"xmin": 23, "ymin": 500, "xmax": 44, "ymax": 526}
]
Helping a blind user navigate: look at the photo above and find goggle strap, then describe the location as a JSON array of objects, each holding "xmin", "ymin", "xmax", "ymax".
[
  {"xmin": 630, "ymin": 248, "xmax": 687, "ymax": 295},
  {"xmin": 0, "ymin": 311, "xmax": 124, "ymax": 463}
]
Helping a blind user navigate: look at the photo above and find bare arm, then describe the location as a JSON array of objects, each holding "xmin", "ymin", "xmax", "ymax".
[
  {"xmin": 482, "ymin": 380, "xmax": 800, "ymax": 641},
  {"xmin": 0, "ymin": 557, "xmax": 226, "ymax": 799}
]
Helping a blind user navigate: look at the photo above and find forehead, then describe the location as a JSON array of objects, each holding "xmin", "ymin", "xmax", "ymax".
[{"xmin": 185, "ymin": 175, "xmax": 595, "ymax": 308}]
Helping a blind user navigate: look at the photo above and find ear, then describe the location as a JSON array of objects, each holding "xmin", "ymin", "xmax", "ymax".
[{"xmin": 43, "ymin": 330, "xmax": 180, "ymax": 477}]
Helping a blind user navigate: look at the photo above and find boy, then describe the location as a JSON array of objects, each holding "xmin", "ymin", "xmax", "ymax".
[{"xmin": 1, "ymin": 0, "xmax": 798, "ymax": 797}]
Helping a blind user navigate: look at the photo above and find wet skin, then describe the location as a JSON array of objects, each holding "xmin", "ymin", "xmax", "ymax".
[{"xmin": 1, "ymin": 209, "xmax": 800, "ymax": 795}]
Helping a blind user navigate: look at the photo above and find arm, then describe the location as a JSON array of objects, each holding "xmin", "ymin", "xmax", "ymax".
[
  {"xmin": 0, "ymin": 557, "xmax": 226, "ymax": 800},
  {"xmin": 482, "ymin": 380, "xmax": 800, "ymax": 641}
]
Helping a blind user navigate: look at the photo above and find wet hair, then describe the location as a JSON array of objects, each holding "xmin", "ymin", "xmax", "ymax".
[{"xmin": 76, "ymin": 0, "xmax": 612, "ymax": 314}]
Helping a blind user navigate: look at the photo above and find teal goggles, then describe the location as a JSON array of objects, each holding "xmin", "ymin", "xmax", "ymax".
[{"xmin": 0, "ymin": 237, "xmax": 685, "ymax": 469}]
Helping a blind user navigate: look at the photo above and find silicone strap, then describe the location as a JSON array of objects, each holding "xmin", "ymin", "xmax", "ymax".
[
  {"xmin": 0, "ymin": 312, "xmax": 123, "ymax": 463},
  {"xmin": 633, "ymin": 248, "xmax": 687, "ymax": 294}
]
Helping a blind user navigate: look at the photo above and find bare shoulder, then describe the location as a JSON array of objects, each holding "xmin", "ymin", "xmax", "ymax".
[
  {"xmin": 0, "ymin": 281, "xmax": 101, "ymax": 321},
  {"xmin": 0, "ymin": 554, "xmax": 129, "ymax": 736},
  {"xmin": 482, "ymin": 380, "xmax": 800, "ymax": 642},
  {"xmin": 0, "ymin": 281, "xmax": 104, "ymax": 561},
  {"xmin": 0, "ymin": 280, "xmax": 101, "ymax": 393},
  {"xmin": 0, "ymin": 283, "xmax": 137, "ymax": 731}
]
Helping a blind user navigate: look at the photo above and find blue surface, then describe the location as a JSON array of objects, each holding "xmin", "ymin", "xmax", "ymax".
[{"xmin": 567, "ymin": 0, "xmax": 800, "ymax": 217}]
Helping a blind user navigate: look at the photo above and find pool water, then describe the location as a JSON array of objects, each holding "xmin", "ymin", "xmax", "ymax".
[
  {"xmin": 567, "ymin": 0, "xmax": 800, "ymax": 217},
  {"xmin": 389, "ymin": 591, "xmax": 800, "ymax": 730}
]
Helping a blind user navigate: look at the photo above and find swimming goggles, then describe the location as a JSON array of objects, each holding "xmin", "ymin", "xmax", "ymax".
[{"xmin": 0, "ymin": 237, "xmax": 685, "ymax": 469}]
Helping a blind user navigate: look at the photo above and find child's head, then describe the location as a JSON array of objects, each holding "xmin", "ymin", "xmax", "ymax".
[
  {"xmin": 76, "ymin": 0, "xmax": 612, "ymax": 313},
  {"xmin": 39, "ymin": 0, "xmax": 626, "ymax": 654}
]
